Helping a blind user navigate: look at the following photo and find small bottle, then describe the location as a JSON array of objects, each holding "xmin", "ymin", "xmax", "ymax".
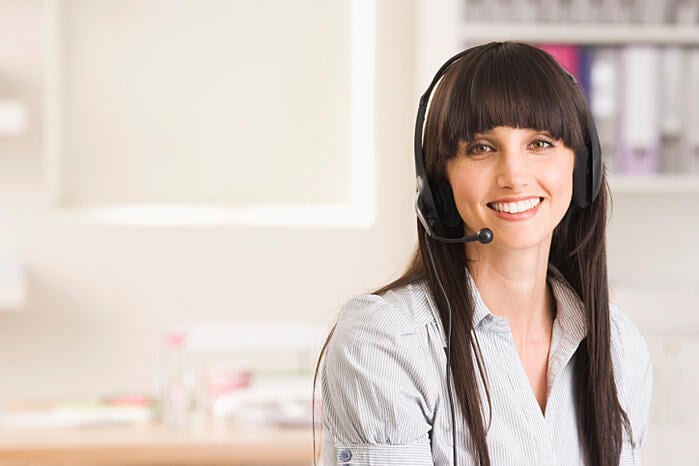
[{"xmin": 159, "ymin": 330, "xmax": 194, "ymax": 430}]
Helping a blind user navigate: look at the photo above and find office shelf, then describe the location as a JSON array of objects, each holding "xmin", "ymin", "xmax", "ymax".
[
  {"xmin": 461, "ymin": 23, "xmax": 699, "ymax": 45},
  {"xmin": 609, "ymin": 174, "xmax": 699, "ymax": 194}
]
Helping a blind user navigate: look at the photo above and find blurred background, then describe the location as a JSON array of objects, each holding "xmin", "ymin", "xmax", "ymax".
[{"xmin": 0, "ymin": 0, "xmax": 697, "ymax": 465}]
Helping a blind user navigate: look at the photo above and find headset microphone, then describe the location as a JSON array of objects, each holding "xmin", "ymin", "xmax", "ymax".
[
  {"xmin": 415, "ymin": 168, "xmax": 495, "ymax": 244},
  {"xmin": 424, "ymin": 226, "xmax": 494, "ymax": 245}
]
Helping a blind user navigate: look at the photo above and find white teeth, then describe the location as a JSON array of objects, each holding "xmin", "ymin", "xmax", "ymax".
[{"xmin": 491, "ymin": 198, "xmax": 541, "ymax": 214}]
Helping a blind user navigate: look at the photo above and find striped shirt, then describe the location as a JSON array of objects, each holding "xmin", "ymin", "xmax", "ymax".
[{"xmin": 321, "ymin": 267, "xmax": 652, "ymax": 465}]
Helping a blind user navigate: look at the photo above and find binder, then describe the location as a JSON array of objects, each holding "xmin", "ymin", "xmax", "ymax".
[
  {"xmin": 538, "ymin": 0, "xmax": 561, "ymax": 22},
  {"xmin": 659, "ymin": 47, "xmax": 685, "ymax": 173},
  {"xmin": 473, "ymin": 0, "xmax": 506, "ymax": 21},
  {"xmin": 673, "ymin": 0, "xmax": 699, "ymax": 25},
  {"xmin": 634, "ymin": 0, "xmax": 668, "ymax": 23},
  {"xmin": 590, "ymin": 47, "xmax": 620, "ymax": 173},
  {"xmin": 600, "ymin": 0, "xmax": 633, "ymax": 22},
  {"xmin": 569, "ymin": 0, "xmax": 594, "ymax": 22},
  {"xmin": 465, "ymin": 0, "xmax": 487, "ymax": 20},
  {"xmin": 537, "ymin": 44, "xmax": 581, "ymax": 82},
  {"xmin": 582, "ymin": 0, "xmax": 604, "ymax": 21},
  {"xmin": 511, "ymin": 0, "xmax": 538, "ymax": 22},
  {"xmin": 578, "ymin": 46, "xmax": 595, "ymax": 101},
  {"xmin": 618, "ymin": 46, "xmax": 660, "ymax": 174},
  {"xmin": 685, "ymin": 49, "xmax": 699, "ymax": 173}
]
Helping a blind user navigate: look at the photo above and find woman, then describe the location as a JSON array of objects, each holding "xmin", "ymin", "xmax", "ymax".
[{"xmin": 316, "ymin": 42, "xmax": 652, "ymax": 466}]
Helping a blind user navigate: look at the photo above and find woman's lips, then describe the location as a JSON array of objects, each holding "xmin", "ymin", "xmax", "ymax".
[{"xmin": 487, "ymin": 197, "xmax": 543, "ymax": 220}]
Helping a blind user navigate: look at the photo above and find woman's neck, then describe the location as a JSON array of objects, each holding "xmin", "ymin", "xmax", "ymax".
[{"xmin": 466, "ymin": 244, "xmax": 555, "ymax": 347}]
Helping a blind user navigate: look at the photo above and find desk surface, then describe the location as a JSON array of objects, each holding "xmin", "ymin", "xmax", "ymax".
[{"xmin": 0, "ymin": 423, "xmax": 314, "ymax": 465}]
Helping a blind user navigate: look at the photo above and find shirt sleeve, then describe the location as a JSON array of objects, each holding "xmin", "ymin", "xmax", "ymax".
[
  {"xmin": 610, "ymin": 305, "xmax": 653, "ymax": 465},
  {"xmin": 321, "ymin": 293, "xmax": 436, "ymax": 465}
]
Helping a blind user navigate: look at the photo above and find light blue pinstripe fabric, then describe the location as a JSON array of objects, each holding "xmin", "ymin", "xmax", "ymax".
[{"xmin": 321, "ymin": 268, "xmax": 652, "ymax": 465}]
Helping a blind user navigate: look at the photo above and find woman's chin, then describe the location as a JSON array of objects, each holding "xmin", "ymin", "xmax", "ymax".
[{"xmin": 483, "ymin": 230, "xmax": 552, "ymax": 252}]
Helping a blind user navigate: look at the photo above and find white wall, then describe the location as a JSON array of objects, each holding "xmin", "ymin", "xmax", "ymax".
[
  {"xmin": 607, "ymin": 191, "xmax": 699, "ymax": 465},
  {"xmin": 54, "ymin": 0, "xmax": 354, "ymax": 207},
  {"xmin": 0, "ymin": 0, "xmax": 418, "ymax": 400}
]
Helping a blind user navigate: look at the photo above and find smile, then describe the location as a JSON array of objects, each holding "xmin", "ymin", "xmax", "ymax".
[{"xmin": 488, "ymin": 197, "xmax": 542, "ymax": 214}]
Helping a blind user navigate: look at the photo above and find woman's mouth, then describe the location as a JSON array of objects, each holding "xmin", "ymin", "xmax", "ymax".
[{"xmin": 488, "ymin": 197, "xmax": 542, "ymax": 214}]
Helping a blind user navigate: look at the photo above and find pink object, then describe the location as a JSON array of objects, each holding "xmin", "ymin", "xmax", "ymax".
[
  {"xmin": 165, "ymin": 330, "xmax": 187, "ymax": 348},
  {"xmin": 537, "ymin": 44, "xmax": 581, "ymax": 82},
  {"xmin": 203, "ymin": 365, "xmax": 252, "ymax": 401}
]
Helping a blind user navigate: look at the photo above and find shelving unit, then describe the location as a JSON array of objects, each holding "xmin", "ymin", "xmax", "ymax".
[
  {"xmin": 608, "ymin": 174, "xmax": 699, "ymax": 193},
  {"xmin": 460, "ymin": 23, "xmax": 699, "ymax": 45},
  {"xmin": 429, "ymin": 1, "xmax": 699, "ymax": 196}
]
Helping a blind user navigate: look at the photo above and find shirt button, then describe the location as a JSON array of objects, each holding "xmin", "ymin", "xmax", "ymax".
[{"xmin": 339, "ymin": 449, "xmax": 352, "ymax": 462}]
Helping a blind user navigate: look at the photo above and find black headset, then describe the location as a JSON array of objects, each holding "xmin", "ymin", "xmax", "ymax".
[{"xmin": 414, "ymin": 48, "xmax": 602, "ymax": 241}]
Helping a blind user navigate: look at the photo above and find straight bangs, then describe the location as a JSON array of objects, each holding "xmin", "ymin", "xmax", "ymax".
[{"xmin": 425, "ymin": 42, "xmax": 587, "ymax": 177}]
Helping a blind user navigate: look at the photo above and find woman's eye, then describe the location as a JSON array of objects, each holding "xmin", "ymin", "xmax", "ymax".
[
  {"xmin": 467, "ymin": 143, "xmax": 492, "ymax": 155},
  {"xmin": 530, "ymin": 139, "xmax": 553, "ymax": 150}
]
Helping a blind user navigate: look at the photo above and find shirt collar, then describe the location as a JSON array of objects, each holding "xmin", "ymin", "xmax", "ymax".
[
  {"xmin": 426, "ymin": 265, "xmax": 587, "ymax": 346},
  {"xmin": 469, "ymin": 265, "xmax": 586, "ymax": 336},
  {"xmin": 466, "ymin": 269, "xmax": 494, "ymax": 330},
  {"xmin": 546, "ymin": 265, "xmax": 587, "ymax": 346}
]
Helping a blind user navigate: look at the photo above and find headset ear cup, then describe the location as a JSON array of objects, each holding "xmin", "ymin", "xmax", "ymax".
[
  {"xmin": 432, "ymin": 180, "xmax": 463, "ymax": 228},
  {"xmin": 588, "ymin": 117, "xmax": 603, "ymax": 203},
  {"xmin": 565, "ymin": 70, "xmax": 602, "ymax": 209},
  {"xmin": 572, "ymin": 146, "xmax": 590, "ymax": 208}
]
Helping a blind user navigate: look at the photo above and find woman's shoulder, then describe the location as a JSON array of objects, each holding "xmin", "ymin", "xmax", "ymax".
[
  {"xmin": 609, "ymin": 304, "xmax": 653, "ymax": 447},
  {"xmin": 609, "ymin": 304, "xmax": 651, "ymax": 363},
  {"xmin": 609, "ymin": 304, "xmax": 652, "ymax": 385},
  {"xmin": 321, "ymin": 281, "xmax": 441, "ymax": 454},
  {"xmin": 334, "ymin": 280, "xmax": 439, "ymax": 339}
]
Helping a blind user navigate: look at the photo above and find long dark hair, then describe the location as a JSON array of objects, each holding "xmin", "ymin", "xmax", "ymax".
[{"xmin": 314, "ymin": 41, "xmax": 632, "ymax": 466}]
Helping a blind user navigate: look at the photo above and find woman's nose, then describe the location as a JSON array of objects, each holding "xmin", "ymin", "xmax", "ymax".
[{"xmin": 496, "ymin": 149, "xmax": 531, "ymax": 190}]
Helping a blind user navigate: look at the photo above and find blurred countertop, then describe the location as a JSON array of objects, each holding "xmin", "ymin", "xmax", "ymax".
[{"xmin": 0, "ymin": 422, "xmax": 313, "ymax": 466}]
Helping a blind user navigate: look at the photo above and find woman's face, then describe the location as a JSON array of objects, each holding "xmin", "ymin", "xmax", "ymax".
[{"xmin": 445, "ymin": 126, "xmax": 575, "ymax": 251}]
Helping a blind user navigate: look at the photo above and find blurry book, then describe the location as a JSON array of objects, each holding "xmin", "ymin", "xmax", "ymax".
[
  {"xmin": 581, "ymin": 0, "xmax": 604, "ymax": 21},
  {"xmin": 0, "ymin": 400, "xmax": 154, "ymax": 429},
  {"xmin": 685, "ymin": 49, "xmax": 699, "ymax": 173},
  {"xmin": 537, "ymin": 44, "xmax": 581, "ymax": 81},
  {"xmin": 590, "ymin": 47, "xmax": 620, "ymax": 173},
  {"xmin": 673, "ymin": 0, "xmax": 699, "ymax": 25},
  {"xmin": 466, "ymin": 0, "xmax": 507, "ymax": 21},
  {"xmin": 464, "ymin": 0, "xmax": 487, "ymax": 21},
  {"xmin": 618, "ymin": 46, "xmax": 660, "ymax": 174},
  {"xmin": 537, "ymin": 0, "xmax": 562, "ymax": 22},
  {"xmin": 510, "ymin": 0, "xmax": 539, "ymax": 22},
  {"xmin": 659, "ymin": 47, "xmax": 685, "ymax": 173},
  {"xmin": 568, "ymin": 0, "xmax": 595, "ymax": 22},
  {"xmin": 600, "ymin": 0, "xmax": 634, "ymax": 22},
  {"xmin": 578, "ymin": 46, "xmax": 595, "ymax": 100},
  {"xmin": 633, "ymin": 0, "xmax": 669, "ymax": 23},
  {"xmin": 211, "ymin": 374, "xmax": 314, "ymax": 427}
]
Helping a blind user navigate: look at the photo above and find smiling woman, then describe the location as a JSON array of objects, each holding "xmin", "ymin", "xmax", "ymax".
[
  {"xmin": 316, "ymin": 42, "xmax": 652, "ymax": 466},
  {"xmin": 447, "ymin": 126, "xmax": 575, "ymax": 251}
]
